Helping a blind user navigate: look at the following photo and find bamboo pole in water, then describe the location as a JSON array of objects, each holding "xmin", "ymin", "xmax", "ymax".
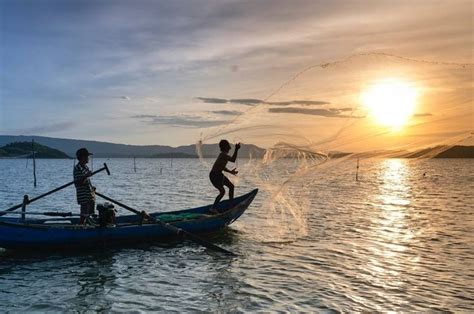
[
  {"xmin": 134, "ymin": 157, "xmax": 137, "ymax": 172},
  {"xmin": 32, "ymin": 139, "xmax": 37, "ymax": 187},
  {"xmin": 356, "ymin": 158, "xmax": 360, "ymax": 181},
  {"xmin": 21, "ymin": 195, "xmax": 28, "ymax": 222}
]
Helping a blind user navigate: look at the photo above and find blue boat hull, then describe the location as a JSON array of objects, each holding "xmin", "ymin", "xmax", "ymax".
[{"xmin": 0, "ymin": 189, "xmax": 258, "ymax": 250}]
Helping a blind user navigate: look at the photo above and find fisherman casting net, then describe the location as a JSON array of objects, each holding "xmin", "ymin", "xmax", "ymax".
[{"xmin": 196, "ymin": 53, "xmax": 473, "ymax": 242}]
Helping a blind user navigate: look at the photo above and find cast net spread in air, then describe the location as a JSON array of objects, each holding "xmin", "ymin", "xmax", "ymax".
[{"xmin": 196, "ymin": 53, "xmax": 473, "ymax": 242}]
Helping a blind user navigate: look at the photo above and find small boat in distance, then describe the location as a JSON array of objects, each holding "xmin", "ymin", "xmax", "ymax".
[{"xmin": 0, "ymin": 189, "xmax": 258, "ymax": 251}]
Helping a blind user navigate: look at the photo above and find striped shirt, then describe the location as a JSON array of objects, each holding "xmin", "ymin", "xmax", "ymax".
[{"xmin": 73, "ymin": 163, "xmax": 95, "ymax": 204}]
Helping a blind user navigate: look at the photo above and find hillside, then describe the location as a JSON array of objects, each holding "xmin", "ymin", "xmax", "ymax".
[
  {"xmin": 0, "ymin": 135, "xmax": 266, "ymax": 158},
  {"xmin": 399, "ymin": 145, "xmax": 473, "ymax": 158},
  {"xmin": 1, "ymin": 135, "xmax": 471, "ymax": 159},
  {"xmin": 151, "ymin": 152, "xmax": 196, "ymax": 158},
  {"xmin": 434, "ymin": 146, "xmax": 474, "ymax": 158},
  {"xmin": 0, "ymin": 141, "xmax": 70, "ymax": 158}
]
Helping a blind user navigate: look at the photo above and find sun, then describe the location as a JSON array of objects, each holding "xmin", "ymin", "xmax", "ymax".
[{"xmin": 361, "ymin": 78, "xmax": 418, "ymax": 129}]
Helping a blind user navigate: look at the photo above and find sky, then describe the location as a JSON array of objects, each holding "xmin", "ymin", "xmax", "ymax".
[{"xmin": 0, "ymin": 0, "xmax": 472, "ymax": 149}]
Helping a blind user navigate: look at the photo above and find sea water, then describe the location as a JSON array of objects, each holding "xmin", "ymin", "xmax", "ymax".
[{"xmin": 0, "ymin": 158, "xmax": 472, "ymax": 311}]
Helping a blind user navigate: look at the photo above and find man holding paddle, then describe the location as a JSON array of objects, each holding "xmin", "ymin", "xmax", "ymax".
[{"xmin": 74, "ymin": 148, "xmax": 96, "ymax": 224}]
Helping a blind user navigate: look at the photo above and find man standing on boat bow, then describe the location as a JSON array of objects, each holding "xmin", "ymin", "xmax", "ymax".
[
  {"xmin": 209, "ymin": 140, "xmax": 240, "ymax": 214},
  {"xmin": 74, "ymin": 148, "xmax": 96, "ymax": 224}
]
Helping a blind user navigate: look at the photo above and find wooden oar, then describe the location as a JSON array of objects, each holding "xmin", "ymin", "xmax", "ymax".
[
  {"xmin": 1, "ymin": 163, "xmax": 110, "ymax": 216},
  {"xmin": 95, "ymin": 191, "xmax": 237, "ymax": 256},
  {"xmin": 0, "ymin": 211, "xmax": 78, "ymax": 217}
]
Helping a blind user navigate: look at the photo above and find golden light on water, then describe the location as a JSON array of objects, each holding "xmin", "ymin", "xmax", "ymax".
[
  {"xmin": 365, "ymin": 159, "xmax": 413, "ymax": 292},
  {"xmin": 361, "ymin": 79, "xmax": 418, "ymax": 129}
]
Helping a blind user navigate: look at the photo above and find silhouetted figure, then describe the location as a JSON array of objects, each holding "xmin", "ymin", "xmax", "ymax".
[
  {"xmin": 74, "ymin": 148, "xmax": 96, "ymax": 224},
  {"xmin": 209, "ymin": 140, "xmax": 241, "ymax": 213}
]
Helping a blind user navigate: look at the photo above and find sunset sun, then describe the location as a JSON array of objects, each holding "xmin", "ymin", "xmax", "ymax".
[{"xmin": 361, "ymin": 79, "xmax": 418, "ymax": 129}]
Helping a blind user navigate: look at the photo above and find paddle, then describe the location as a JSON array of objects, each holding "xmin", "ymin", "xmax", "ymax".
[
  {"xmin": 95, "ymin": 191, "xmax": 237, "ymax": 256},
  {"xmin": 0, "ymin": 211, "xmax": 79, "ymax": 217},
  {"xmin": 1, "ymin": 163, "xmax": 111, "ymax": 216}
]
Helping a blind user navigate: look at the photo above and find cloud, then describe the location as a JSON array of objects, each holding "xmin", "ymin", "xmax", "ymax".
[
  {"xmin": 211, "ymin": 110, "xmax": 241, "ymax": 116},
  {"xmin": 10, "ymin": 121, "xmax": 77, "ymax": 134},
  {"xmin": 132, "ymin": 114, "xmax": 228, "ymax": 128},
  {"xmin": 131, "ymin": 114, "xmax": 158, "ymax": 119},
  {"xmin": 197, "ymin": 97, "xmax": 330, "ymax": 106},
  {"xmin": 413, "ymin": 113, "xmax": 433, "ymax": 117},
  {"xmin": 229, "ymin": 99, "xmax": 264, "ymax": 105},
  {"xmin": 196, "ymin": 97, "xmax": 228, "ymax": 104},
  {"xmin": 1, "ymin": 0, "xmax": 471, "ymax": 145},
  {"xmin": 268, "ymin": 100, "xmax": 330, "ymax": 106},
  {"xmin": 407, "ymin": 130, "xmax": 470, "ymax": 137},
  {"xmin": 268, "ymin": 107, "xmax": 361, "ymax": 118}
]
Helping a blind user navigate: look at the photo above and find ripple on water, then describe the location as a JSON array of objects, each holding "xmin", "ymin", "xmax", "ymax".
[{"xmin": 0, "ymin": 159, "xmax": 473, "ymax": 311}]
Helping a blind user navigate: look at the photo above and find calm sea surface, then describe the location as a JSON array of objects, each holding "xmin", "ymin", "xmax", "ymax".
[{"xmin": 0, "ymin": 158, "xmax": 473, "ymax": 312}]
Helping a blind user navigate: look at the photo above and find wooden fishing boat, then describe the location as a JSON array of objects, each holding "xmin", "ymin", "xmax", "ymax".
[{"xmin": 0, "ymin": 189, "xmax": 258, "ymax": 251}]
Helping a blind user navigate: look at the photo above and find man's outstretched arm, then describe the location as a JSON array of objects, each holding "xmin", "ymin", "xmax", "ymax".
[{"xmin": 228, "ymin": 143, "xmax": 241, "ymax": 162}]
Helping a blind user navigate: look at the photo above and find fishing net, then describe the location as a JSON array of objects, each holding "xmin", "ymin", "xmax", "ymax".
[{"xmin": 196, "ymin": 53, "xmax": 473, "ymax": 242}]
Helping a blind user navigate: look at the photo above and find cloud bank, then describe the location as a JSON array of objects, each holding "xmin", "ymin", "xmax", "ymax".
[
  {"xmin": 197, "ymin": 97, "xmax": 330, "ymax": 106},
  {"xmin": 132, "ymin": 114, "xmax": 229, "ymax": 128},
  {"xmin": 268, "ymin": 107, "xmax": 360, "ymax": 118}
]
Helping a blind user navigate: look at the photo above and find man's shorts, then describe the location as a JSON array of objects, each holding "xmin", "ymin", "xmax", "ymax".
[
  {"xmin": 209, "ymin": 171, "xmax": 232, "ymax": 189},
  {"xmin": 80, "ymin": 201, "xmax": 95, "ymax": 218}
]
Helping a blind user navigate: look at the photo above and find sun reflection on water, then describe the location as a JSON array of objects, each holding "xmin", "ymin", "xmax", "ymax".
[
  {"xmin": 364, "ymin": 159, "xmax": 416, "ymax": 297},
  {"xmin": 377, "ymin": 159, "xmax": 412, "ymax": 224}
]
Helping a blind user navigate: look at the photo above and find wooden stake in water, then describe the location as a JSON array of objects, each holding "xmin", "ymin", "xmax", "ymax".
[
  {"xmin": 356, "ymin": 158, "xmax": 360, "ymax": 181},
  {"xmin": 32, "ymin": 140, "xmax": 37, "ymax": 187},
  {"xmin": 21, "ymin": 194, "xmax": 28, "ymax": 222},
  {"xmin": 133, "ymin": 157, "xmax": 137, "ymax": 173}
]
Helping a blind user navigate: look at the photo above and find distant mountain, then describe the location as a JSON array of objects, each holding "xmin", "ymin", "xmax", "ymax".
[
  {"xmin": 151, "ymin": 152, "xmax": 196, "ymax": 158},
  {"xmin": 0, "ymin": 135, "xmax": 265, "ymax": 158},
  {"xmin": 1, "ymin": 135, "xmax": 469, "ymax": 159},
  {"xmin": 171, "ymin": 143, "xmax": 264, "ymax": 159},
  {"xmin": 434, "ymin": 145, "xmax": 474, "ymax": 158},
  {"xmin": 330, "ymin": 146, "xmax": 474, "ymax": 159},
  {"xmin": 0, "ymin": 141, "xmax": 70, "ymax": 158},
  {"xmin": 399, "ymin": 145, "xmax": 473, "ymax": 158}
]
